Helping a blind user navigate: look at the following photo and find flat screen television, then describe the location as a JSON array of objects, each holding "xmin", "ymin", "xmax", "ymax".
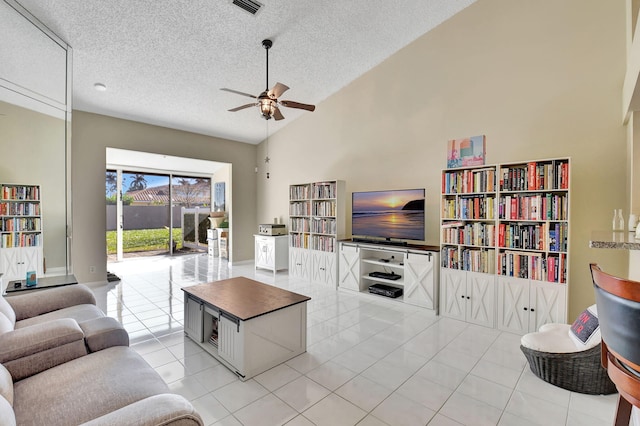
[{"xmin": 352, "ymin": 188, "xmax": 425, "ymax": 243}]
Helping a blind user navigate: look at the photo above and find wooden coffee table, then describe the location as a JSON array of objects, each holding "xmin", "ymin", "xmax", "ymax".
[{"xmin": 182, "ymin": 277, "xmax": 310, "ymax": 380}]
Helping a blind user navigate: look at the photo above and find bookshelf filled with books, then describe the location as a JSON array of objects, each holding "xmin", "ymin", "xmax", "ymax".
[
  {"xmin": 440, "ymin": 158, "xmax": 570, "ymax": 331},
  {"xmin": 495, "ymin": 158, "xmax": 569, "ymax": 333},
  {"xmin": 289, "ymin": 180, "xmax": 345, "ymax": 286},
  {"xmin": 440, "ymin": 165, "xmax": 498, "ymax": 327},
  {"xmin": 0, "ymin": 184, "xmax": 44, "ymax": 281}
]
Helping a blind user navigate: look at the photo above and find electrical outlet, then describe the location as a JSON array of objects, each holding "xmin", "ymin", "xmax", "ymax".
[{"xmin": 89, "ymin": 266, "xmax": 96, "ymax": 273}]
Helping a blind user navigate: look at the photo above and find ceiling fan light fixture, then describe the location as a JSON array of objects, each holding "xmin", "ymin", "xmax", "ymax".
[{"xmin": 260, "ymin": 99, "xmax": 275, "ymax": 119}]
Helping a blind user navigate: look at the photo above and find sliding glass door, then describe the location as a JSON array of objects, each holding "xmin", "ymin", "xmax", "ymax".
[{"xmin": 106, "ymin": 171, "xmax": 211, "ymax": 261}]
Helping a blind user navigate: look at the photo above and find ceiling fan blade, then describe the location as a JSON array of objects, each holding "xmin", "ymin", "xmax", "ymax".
[
  {"xmin": 220, "ymin": 88, "xmax": 257, "ymax": 99},
  {"xmin": 280, "ymin": 100, "xmax": 316, "ymax": 112},
  {"xmin": 273, "ymin": 107, "xmax": 285, "ymax": 121},
  {"xmin": 268, "ymin": 82, "xmax": 289, "ymax": 99},
  {"xmin": 228, "ymin": 103, "xmax": 257, "ymax": 112}
]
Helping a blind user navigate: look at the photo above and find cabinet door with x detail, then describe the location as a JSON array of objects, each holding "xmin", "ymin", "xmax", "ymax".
[
  {"xmin": 338, "ymin": 244, "xmax": 360, "ymax": 291},
  {"xmin": 404, "ymin": 251, "xmax": 438, "ymax": 310}
]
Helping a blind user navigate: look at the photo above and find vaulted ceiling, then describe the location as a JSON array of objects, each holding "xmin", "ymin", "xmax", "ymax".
[{"xmin": 18, "ymin": 0, "xmax": 476, "ymax": 144}]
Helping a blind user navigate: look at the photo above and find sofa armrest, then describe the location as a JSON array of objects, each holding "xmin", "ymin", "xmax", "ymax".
[
  {"xmin": 0, "ymin": 318, "xmax": 87, "ymax": 381},
  {"xmin": 7, "ymin": 284, "xmax": 97, "ymax": 321},
  {"xmin": 79, "ymin": 317, "xmax": 129, "ymax": 352},
  {"xmin": 80, "ymin": 394, "xmax": 204, "ymax": 426}
]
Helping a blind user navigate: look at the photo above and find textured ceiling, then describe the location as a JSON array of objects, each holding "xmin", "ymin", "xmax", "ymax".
[{"xmin": 17, "ymin": 0, "xmax": 475, "ymax": 144}]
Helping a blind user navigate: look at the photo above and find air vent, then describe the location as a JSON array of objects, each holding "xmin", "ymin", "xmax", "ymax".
[{"xmin": 232, "ymin": 0, "xmax": 263, "ymax": 16}]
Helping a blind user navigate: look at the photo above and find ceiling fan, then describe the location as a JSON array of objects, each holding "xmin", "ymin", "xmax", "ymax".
[{"xmin": 221, "ymin": 39, "xmax": 316, "ymax": 121}]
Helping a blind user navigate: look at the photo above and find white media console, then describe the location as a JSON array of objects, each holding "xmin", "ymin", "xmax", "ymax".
[{"xmin": 337, "ymin": 240, "xmax": 440, "ymax": 312}]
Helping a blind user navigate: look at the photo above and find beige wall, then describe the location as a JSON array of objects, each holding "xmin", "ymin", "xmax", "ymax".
[
  {"xmin": 256, "ymin": 0, "xmax": 629, "ymax": 319},
  {"xmin": 72, "ymin": 111, "xmax": 257, "ymax": 283},
  {"xmin": 0, "ymin": 101, "xmax": 68, "ymax": 272}
]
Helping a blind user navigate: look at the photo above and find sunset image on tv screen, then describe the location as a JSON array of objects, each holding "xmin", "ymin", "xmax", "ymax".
[{"xmin": 352, "ymin": 189, "xmax": 425, "ymax": 241}]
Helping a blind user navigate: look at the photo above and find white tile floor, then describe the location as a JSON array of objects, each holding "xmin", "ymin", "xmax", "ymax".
[{"xmin": 99, "ymin": 253, "xmax": 618, "ymax": 426}]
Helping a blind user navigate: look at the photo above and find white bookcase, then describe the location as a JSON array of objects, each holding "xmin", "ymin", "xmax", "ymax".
[
  {"xmin": 288, "ymin": 180, "xmax": 345, "ymax": 287},
  {"xmin": 0, "ymin": 184, "xmax": 44, "ymax": 281},
  {"xmin": 440, "ymin": 158, "xmax": 570, "ymax": 331}
]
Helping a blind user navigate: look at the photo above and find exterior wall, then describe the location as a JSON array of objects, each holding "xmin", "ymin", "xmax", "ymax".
[
  {"xmin": 256, "ymin": 0, "xmax": 629, "ymax": 320},
  {"xmin": 106, "ymin": 205, "xmax": 183, "ymax": 231}
]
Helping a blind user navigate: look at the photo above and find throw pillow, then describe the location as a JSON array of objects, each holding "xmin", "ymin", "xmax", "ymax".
[{"xmin": 569, "ymin": 304, "xmax": 600, "ymax": 347}]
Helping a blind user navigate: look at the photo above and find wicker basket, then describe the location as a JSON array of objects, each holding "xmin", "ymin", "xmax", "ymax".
[{"xmin": 520, "ymin": 343, "xmax": 617, "ymax": 395}]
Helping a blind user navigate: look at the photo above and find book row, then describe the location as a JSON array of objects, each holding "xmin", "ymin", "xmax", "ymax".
[
  {"xmin": 312, "ymin": 182, "xmax": 337, "ymax": 199},
  {"xmin": 289, "ymin": 233, "xmax": 309, "ymax": 249},
  {"xmin": 311, "ymin": 218, "xmax": 337, "ymax": 234},
  {"xmin": 498, "ymin": 251, "xmax": 567, "ymax": 283},
  {"xmin": 289, "ymin": 185, "xmax": 310, "ymax": 201},
  {"xmin": 442, "ymin": 196, "xmax": 495, "ymax": 220},
  {"xmin": 1, "ymin": 185, "xmax": 40, "ymax": 201},
  {"xmin": 441, "ymin": 222, "xmax": 495, "ymax": 247},
  {"xmin": 290, "ymin": 218, "xmax": 310, "ymax": 233},
  {"xmin": 289, "ymin": 201, "xmax": 310, "ymax": 216},
  {"xmin": 440, "ymin": 247, "xmax": 496, "ymax": 274},
  {"xmin": 310, "ymin": 235, "xmax": 336, "ymax": 252},
  {"xmin": 1, "ymin": 217, "xmax": 41, "ymax": 232},
  {"xmin": 1, "ymin": 233, "xmax": 41, "ymax": 248},
  {"xmin": 498, "ymin": 222, "xmax": 568, "ymax": 252},
  {"xmin": 0, "ymin": 202, "xmax": 41, "ymax": 216},
  {"xmin": 500, "ymin": 160, "xmax": 569, "ymax": 191},
  {"xmin": 498, "ymin": 193, "xmax": 568, "ymax": 221},
  {"xmin": 442, "ymin": 168, "xmax": 496, "ymax": 194},
  {"xmin": 312, "ymin": 201, "xmax": 337, "ymax": 217}
]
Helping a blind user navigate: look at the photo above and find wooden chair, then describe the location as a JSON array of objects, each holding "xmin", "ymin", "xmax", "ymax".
[{"xmin": 590, "ymin": 263, "xmax": 640, "ymax": 426}]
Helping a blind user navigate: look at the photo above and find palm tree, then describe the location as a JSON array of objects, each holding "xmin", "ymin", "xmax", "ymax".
[
  {"xmin": 105, "ymin": 170, "xmax": 117, "ymax": 195},
  {"xmin": 128, "ymin": 173, "xmax": 148, "ymax": 191}
]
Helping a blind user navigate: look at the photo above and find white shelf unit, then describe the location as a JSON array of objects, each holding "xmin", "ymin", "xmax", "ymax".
[
  {"xmin": 495, "ymin": 158, "xmax": 570, "ymax": 332},
  {"xmin": 288, "ymin": 180, "xmax": 345, "ymax": 287},
  {"xmin": 440, "ymin": 159, "xmax": 570, "ymax": 331},
  {"xmin": 338, "ymin": 241, "xmax": 439, "ymax": 310},
  {"xmin": 440, "ymin": 165, "xmax": 498, "ymax": 326},
  {"xmin": 254, "ymin": 235, "xmax": 289, "ymax": 275},
  {"xmin": 0, "ymin": 184, "xmax": 44, "ymax": 281}
]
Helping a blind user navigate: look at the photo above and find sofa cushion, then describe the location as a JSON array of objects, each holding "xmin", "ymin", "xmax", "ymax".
[
  {"xmin": 80, "ymin": 394, "xmax": 203, "ymax": 426},
  {"xmin": 0, "ymin": 364, "xmax": 13, "ymax": 406},
  {"xmin": 0, "ymin": 313, "xmax": 14, "ymax": 335},
  {"xmin": 7, "ymin": 284, "xmax": 96, "ymax": 321},
  {"xmin": 14, "ymin": 304, "xmax": 104, "ymax": 329},
  {"xmin": 0, "ymin": 297, "xmax": 16, "ymax": 327},
  {"xmin": 13, "ymin": 346, "xmax": 170, "ymax": 426},
  {"xmin": 0, "ymin": 395, "xmax": 16, "ymax": 426},
  {"xmin": 520, "ymin": 323, "xmax": 585, "ymax": 353}
]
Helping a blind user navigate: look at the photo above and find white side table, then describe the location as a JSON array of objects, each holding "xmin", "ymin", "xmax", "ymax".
[{"xmin": 254, "ymin": 235, "xmax": 288, "ymax": 274}]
